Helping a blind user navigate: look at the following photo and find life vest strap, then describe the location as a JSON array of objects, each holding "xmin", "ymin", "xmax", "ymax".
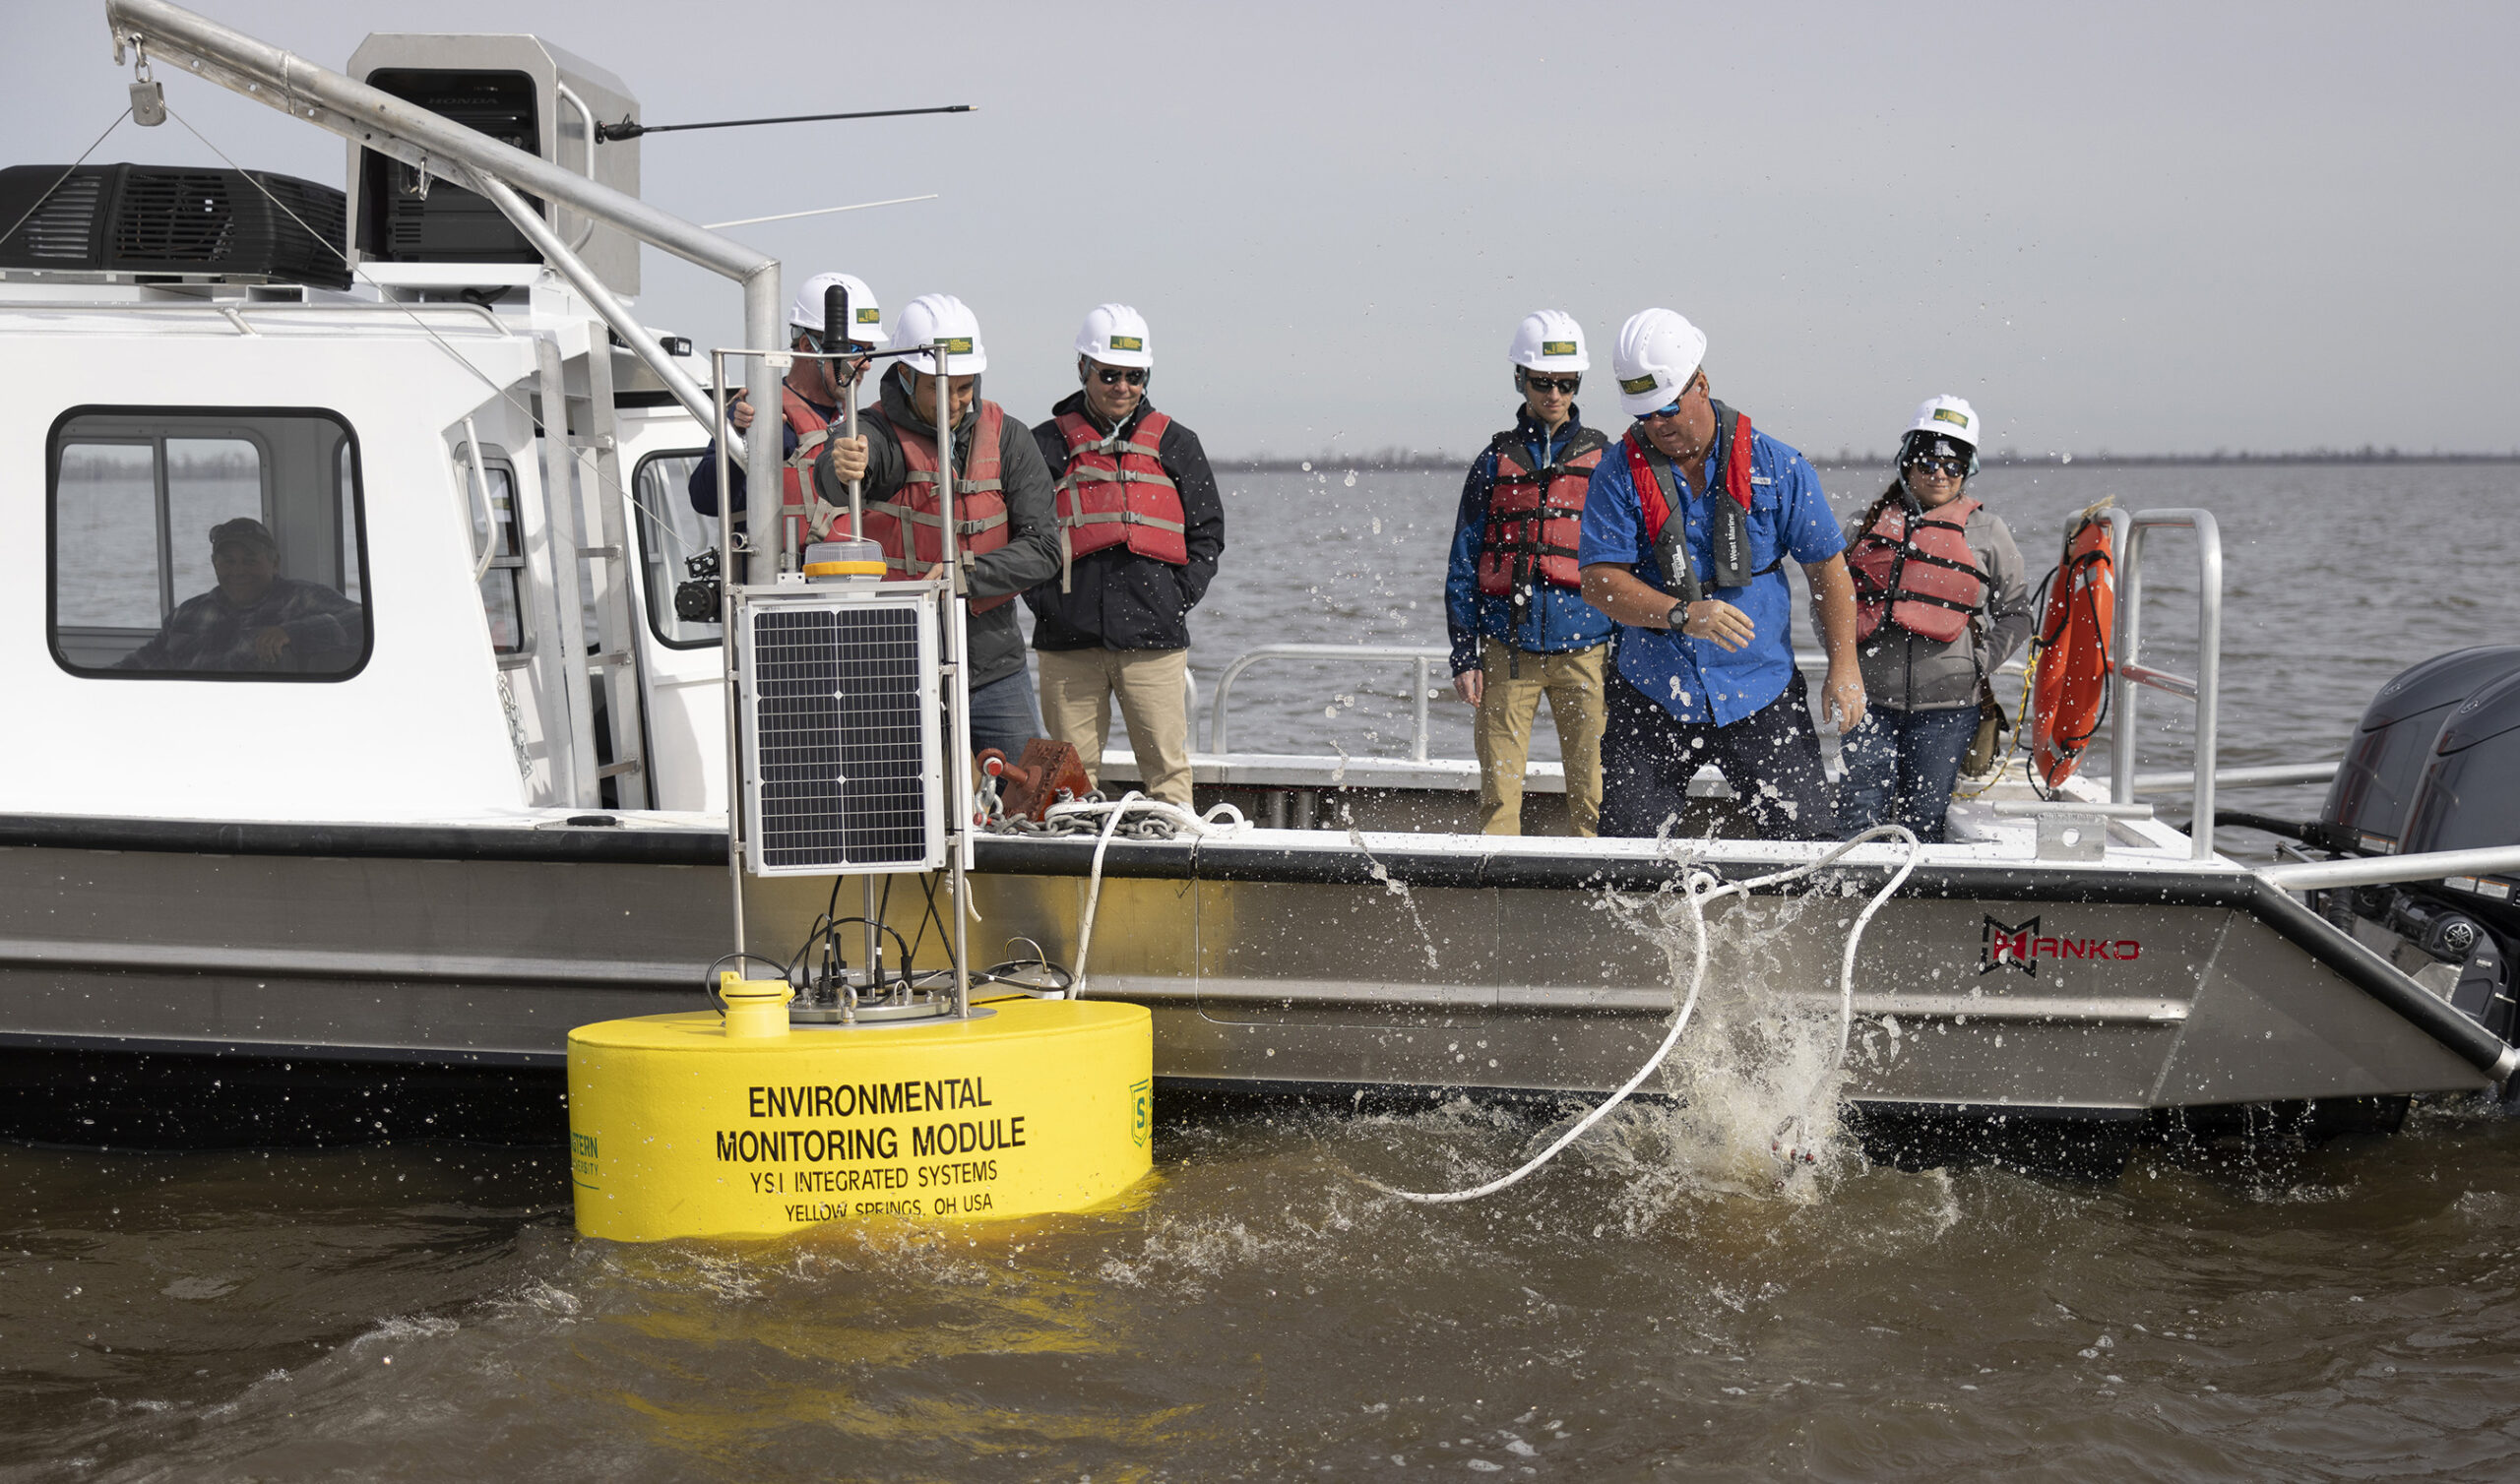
[{"xmin": 1061, "ymin": 509, "xmax": 1187, "ymax": 533}]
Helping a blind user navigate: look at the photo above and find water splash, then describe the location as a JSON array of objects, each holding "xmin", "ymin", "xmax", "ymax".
[{"xmin": 1346, "ymin": 823, "xmax": 1440, "ymax": 969}]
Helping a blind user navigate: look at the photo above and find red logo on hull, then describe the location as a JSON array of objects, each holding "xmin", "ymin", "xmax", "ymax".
[{"xmin": 1982, "ymin": 915, "xmax": 2142, "ymax": 976}]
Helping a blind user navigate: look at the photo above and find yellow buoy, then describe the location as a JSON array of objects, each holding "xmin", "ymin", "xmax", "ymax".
[{"xmin": 567, "ymin": 989, "xmax": 1153, "ymax": 1241}]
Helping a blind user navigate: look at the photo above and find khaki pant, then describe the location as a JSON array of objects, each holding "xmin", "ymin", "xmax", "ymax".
[
  {"xmin": 1474, "ymin": 638, "xmax": 1606, "ymax": 835},
  {"xmin": 1038, "ymin": 646, "xmax": 1194, "ymax": 805}
]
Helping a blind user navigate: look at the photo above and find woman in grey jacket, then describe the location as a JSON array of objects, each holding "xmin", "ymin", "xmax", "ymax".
[{"xmin": 1836, "ymin": 397, "xmax": 2034, "ymax": 840}]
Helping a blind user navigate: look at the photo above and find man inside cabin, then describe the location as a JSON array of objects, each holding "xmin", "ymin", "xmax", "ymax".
[
  {"xmin": 1443, "ymin": 310, "xmax": 1616, "ymax": 835},
  {"xmin": 815, "ymin": 293, "xmax": 1062, "ymax": 761},
  {"xmin": 1574, "ymin": 308, "xmax": 1865, "ymax": 840},
  {"xmin": 687, "ymin": 270, "xmax": 886, "ymax": 578},
  {"xmin": 116, "ymin": 517, "xmax": 365, "ymax": 674},
  {"xmin": 1024, "ymin": 304, "xmax": 1225, "ymax": 806}
]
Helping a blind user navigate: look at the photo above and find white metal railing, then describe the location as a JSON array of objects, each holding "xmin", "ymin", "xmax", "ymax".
[
  {"xmin": 1209, "ymin": 645, "xmax": 1446, "ymax": 760},
  {"xmin": 2258, "ymin": 844, "xmax": 2520, "ymax": 893},
  {"xmin": 2129, "ymin": 762, "xmax": 2336, "ymax": 794},
  {"xmin": 1202, "ymin": 646, "xmax": 2031, "ymax": 766},
  {"xmin": 2104, "ymin": 509, "xmax": 2225, "ymax": 860}
]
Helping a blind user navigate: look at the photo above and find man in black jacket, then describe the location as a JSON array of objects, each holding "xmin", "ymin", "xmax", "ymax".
[
  {"xmin": 815, "ymin": 293, "xmax": 1060, "ymax": 761},
  {"xmin": 1026, "ymin": 305, "xmax": 1225, "ymax": 804}
]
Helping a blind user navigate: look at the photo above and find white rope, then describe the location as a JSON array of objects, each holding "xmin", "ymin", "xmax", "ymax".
[
  {"xmin": 1055, "ymin": 793, "xmax": 1249, "ymax": 994},
  {"xmin": 1370, "ymin": 825, "xmax": 1922, "ymax": 1204}
]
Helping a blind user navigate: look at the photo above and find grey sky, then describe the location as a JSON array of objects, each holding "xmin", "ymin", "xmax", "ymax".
[{"xmin": 11, "ymin": 1, "xmax": 2516, "ymax": 460}]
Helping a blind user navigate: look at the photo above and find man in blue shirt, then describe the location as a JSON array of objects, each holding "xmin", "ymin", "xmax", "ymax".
[
  {"xmin": 1575, "ymin": 309, "xmax": 1866, "ymax": 840},
  {"xmin": 1444, "ymin": 311, "xmax": 1617, "ymax": 835}
]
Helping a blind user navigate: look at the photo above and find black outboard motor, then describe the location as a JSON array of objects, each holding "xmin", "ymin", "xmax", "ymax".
[
  {"xmin": 2309, "ymin": 649, "xmax": 2520, "ymax": 1044},
  {"xmin": 2320, "ymin": 646, "xmax": 2520, "ymax": 854}
]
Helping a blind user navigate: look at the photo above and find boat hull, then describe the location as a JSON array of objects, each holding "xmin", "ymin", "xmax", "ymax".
[{"xmin": 0, "ymin": 817, "xmax": 2501, "ymax": 1150}]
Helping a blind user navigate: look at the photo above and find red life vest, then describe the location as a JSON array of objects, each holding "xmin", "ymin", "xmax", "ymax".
[
  {"xmin": 1846, "ymin": 494, "xmax": 1985, "ymax": 644},
  {"xmin": 1620, "ymin": 404, "xmax": 1771, "ymax": 595},
  {"xmin": 1475, "ymin": 426, "xmax": 1608, "ymax": 595},
  {"xmin": 1051, "ymin": 408, "xmax": 1187, "ymax": 590},
  {"xmin": 839, "ymin": 400, "xmax": 1015, "ymax": 614},
  {"xmin": 777, "ymin": 386, "xmax": 843, "ymax": 542}
]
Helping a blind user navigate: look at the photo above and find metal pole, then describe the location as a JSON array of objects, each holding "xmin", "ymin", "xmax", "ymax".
[
  {"xmin": 932, "ymin": 341, "xmax": 973, "ymax": 1020},
  {"xmin": 2110, "ymin": 516, "xmax": 2144, "ymax": 807},
  {"xmin": 107, "ymin": 0, "xmax": 773, "ymax": 281},
  {"xmin": 1412, "ymin": 655, "xmax": 1430, "ymax": 764},
  {"xmin": 714, "ymin": 348, "xmax": 744, "ymax": 961},
  {"xmin": 461, "ymin": 165, "xmax": 737, "ymax": 464},
  {"xmin": 2189, "ymin": 510, "xmax": 2224, "ymax": 862}
]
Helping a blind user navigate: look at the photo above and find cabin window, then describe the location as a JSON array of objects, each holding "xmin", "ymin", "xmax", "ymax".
[
  {"xmin": 458, "ymin": 448, "xmax": 527, "ymax": 656},
  {"xmin": 48, "ymin": 406, "xmax": 371, "ymax": 680},
  {"xmin": 633, "ymin": 448, "xmax": 721, "ymax": 649}
]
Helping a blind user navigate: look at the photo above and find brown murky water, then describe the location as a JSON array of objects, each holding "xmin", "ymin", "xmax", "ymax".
[{"xmin": 8, "ymin": 1100, "xmax": 2520, "ymax": 1481}]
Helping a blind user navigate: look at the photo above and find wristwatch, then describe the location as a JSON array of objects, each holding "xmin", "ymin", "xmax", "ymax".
[{"xmin": 1666, "ymin": 600, "xmax": 1689, "ymax": 632}]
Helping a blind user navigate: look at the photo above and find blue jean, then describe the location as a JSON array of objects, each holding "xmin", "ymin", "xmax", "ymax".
[
  {"xmin": 1837, "ymin": 704, "xmax": 1980, "ymax": 842},
  {"xmin": 964, "ymin": 666, "xmax": 1045, "ymax": 762}
]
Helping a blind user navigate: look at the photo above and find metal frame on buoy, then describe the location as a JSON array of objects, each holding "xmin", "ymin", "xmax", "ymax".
[{"xmin": 709, "ymin": 332, "xmax": 984, "ymax": 1025}]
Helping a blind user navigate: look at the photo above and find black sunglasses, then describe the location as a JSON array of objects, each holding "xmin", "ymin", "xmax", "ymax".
[
  {"xmin": 1522, "ymin": 373, "xmax": 1581, "ymax": 395},
  {"xmin": 1905, "ymin": 455, "xmax": 1968, "ymax": 478},
  {"xmin": 1092, "ymin": 367, "xmax": 1148, "ymax": 387}
]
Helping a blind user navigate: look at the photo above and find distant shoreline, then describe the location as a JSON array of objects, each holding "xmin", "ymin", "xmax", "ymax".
[{"xmin": 1227, "ymin": 451, "xmax": 2520, "ymax": 473}]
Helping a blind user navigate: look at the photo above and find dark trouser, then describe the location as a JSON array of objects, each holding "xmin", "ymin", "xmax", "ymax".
[
  {"xmin": 1600, "ymin": 669, "xmax": 1842, "ymax": 841},
  {"xmin": 964, "ymin": 666, "xmax": 1045, "ymax": 763},
  {"xmin": 1837, "ymin": 704, "xmax": 1978, "ymax": 843}
]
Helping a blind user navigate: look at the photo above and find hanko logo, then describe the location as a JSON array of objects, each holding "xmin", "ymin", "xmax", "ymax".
[
  {"xmin": 1982, "ymin": 915, "xmax": 2142, "ymax": 976},
  {"xmin": 1129, "ymin": 1078, "xmax": 1151, "ymax": 1148}
]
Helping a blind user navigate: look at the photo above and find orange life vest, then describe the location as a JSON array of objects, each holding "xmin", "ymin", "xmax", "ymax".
[
  {"xmin": 1051, "ymin": 408, "xmax": 1187, "ymax": 590},
  {"xmin": 839, "ymin": 400, "xmax": 1014, "ymax": 614},
  {"xmin": 777, "ymin": 386, "xmax": 843, "ymax": 543},
  {"xmin": 2028, "ymin": 510, "xmax": 2116, "ymax": 789},
  {"xmin": 1847, "ymin": 494, "xmax": 1986, "ymax": 644},
  {"xmin": 1476, "ymin": 426, "xmax": 1608, "ymax": 595}
]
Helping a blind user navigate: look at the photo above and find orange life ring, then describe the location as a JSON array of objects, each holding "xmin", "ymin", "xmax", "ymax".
[{"xmin": 2028, "ymin": 512, "xmax": 2115, "ymax": 788}]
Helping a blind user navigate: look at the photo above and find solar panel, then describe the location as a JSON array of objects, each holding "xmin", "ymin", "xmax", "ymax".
[{"xmin": 737, "ymin": 592, "xmax": 943, "ymax": 875}]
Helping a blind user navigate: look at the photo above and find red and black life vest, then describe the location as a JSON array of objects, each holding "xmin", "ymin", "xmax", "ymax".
[
  {"xmin": 1475, "ymin": 425, "xmax": 1608, "ymax": 596},
  {"xmin": 1621, "ymin": 402, "xmax": 1773, "ymax": 597},
  {"xmin": 1846, "ymin": 494, "xmax": 1985, "ymax": 643},
  {"xmin": 836, "ymin": 401, "xmax": 1015, "ymax": 613},
  {"xmin": 777, "ymin": 386, "xmax": 843, "ymax": 543},
  {"xmin": 1051, "ymin": 408, "xmax": 1187, "ymax": 590}
]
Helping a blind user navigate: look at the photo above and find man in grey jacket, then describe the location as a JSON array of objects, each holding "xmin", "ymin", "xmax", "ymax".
[{"xmin": 816, "ymin": 293, "xmax": 1061, "ymax": 760}]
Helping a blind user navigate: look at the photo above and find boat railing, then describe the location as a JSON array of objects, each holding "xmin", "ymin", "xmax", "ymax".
[
  {"xmin": 1208, "ymin": 645, "xmax": 1445, "ymax": 759},
  {"xmin": 2104, "ymin": 508, "xmax": 2225, "ymax": 860},
  {"xmin": 1202, "ymin": 644, "xmax": 2033, "ymax": 765}
]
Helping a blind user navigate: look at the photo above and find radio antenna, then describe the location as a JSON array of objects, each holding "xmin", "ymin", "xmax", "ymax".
[{"xmin": 596, "ymin": 104, "xmax": 974, "ymax": 143}]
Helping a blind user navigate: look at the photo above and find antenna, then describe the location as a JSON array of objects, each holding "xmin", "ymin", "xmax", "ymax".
[{"xmin": 596, "ymin": 104, "xmax": 974, "ymax": 142}]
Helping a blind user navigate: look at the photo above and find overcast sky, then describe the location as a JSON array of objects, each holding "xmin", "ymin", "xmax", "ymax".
[{"xmin": 10, "ymin": 1, "xmax": 2517, "ymax": 460}]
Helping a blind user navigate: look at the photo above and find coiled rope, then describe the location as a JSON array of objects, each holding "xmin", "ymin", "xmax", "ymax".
[
  {"xmin": 1025, "ymin": 792, "xmax": 1250, "ymax": 994},
  {"xmin": 1369, "ymin": 824, "xmax": 1923, "ymax": 1204}
]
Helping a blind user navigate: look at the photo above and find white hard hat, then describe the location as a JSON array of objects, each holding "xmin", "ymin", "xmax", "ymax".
[
  {"xmin": 1075, "ymin": 303, "xmax": 1153, "ymax": 369},
  {"xmin": 1509, "ymin": 310, "xmax": 1589, "ymax": 372},
  {"xmin": 891, "ymin": 292, "xmax": 987, "ymax": 375},
  {"xmin": 788, "ymin": 271, "xmax": 887, "ymax": 345},
  {"xmin": 1611, "ymin": 308, "xmax": 1709, "ymax": 418},
  {"xmin": 1905, "ymin": 395, "xmax": 1982, "ymax": 450}
]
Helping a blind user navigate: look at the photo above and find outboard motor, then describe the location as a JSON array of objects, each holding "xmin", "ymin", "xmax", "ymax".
[
  {"xmin": 2320, "ymin": 645, "xmax": 2520, "ymax": 855},
  {"xmin": 2308, "ymin": 649, "xmax": 2520, "ymax": 1043}
]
